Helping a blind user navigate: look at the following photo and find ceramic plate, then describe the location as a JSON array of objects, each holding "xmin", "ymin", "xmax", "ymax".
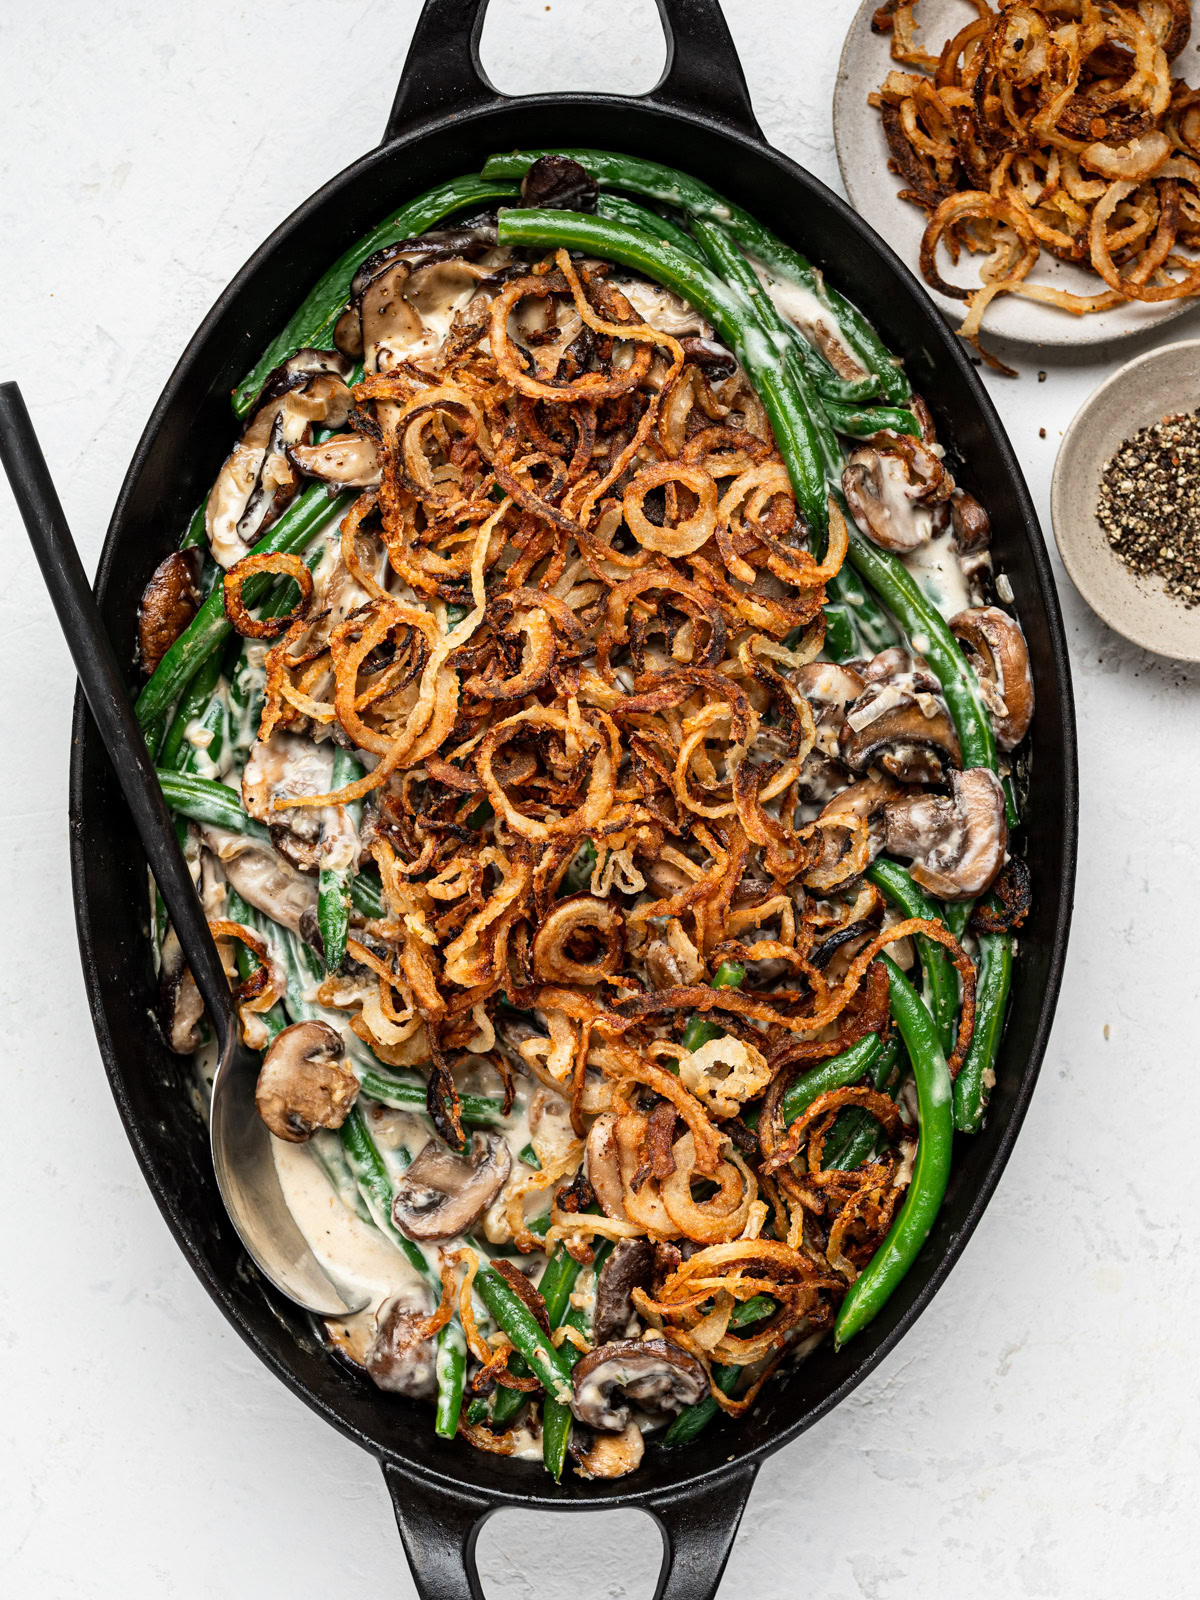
[
  {"xmin": 1052, "ymin": 339, "xmax": 1200, "ymax": 659},
  {"xmin": 834, "ymin": 0, "xmax": 1200, "ymax": 349}
]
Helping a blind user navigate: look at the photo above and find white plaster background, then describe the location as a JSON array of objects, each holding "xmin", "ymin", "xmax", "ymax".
[{"xmin": 2, "ymin": 3, "xmax": 1198, "ymax": 1596}]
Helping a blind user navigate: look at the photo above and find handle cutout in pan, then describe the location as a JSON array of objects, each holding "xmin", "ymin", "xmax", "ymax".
[{"xmin": 383, "ymin": 0, "xmax": 761, "ymax": 146}]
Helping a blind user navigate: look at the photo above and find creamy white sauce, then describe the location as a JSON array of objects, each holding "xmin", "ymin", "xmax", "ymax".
[{"xmin": 901, "ymin": 527, "xmax": 973, "ymax": 620}]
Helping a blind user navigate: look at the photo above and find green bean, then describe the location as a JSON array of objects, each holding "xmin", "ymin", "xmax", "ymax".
[
  {"xmin": 434, "ymin": 1327, "xmax": 468, "ymax": 1441},
  {"xmin": 232, "ymin": 176, "xmax": 519, "ymax": 417},
  {"xmin": 156, "ymin": 769, "xmax": 271, "ymax": 843},
  {"xmin": 179, "ymin": 500, "xmax": 208, "ymax": 550},
  {"xmin": 663, "ymin": 1361, "xmax": 740, "ymax": 1447},
  {"xmin": 224, "ymin": 888, "xmax": 288, "ymax": 1042},
  {"xmin": 824, "ymin": 556, "xmax": 899, "ymax": 659},
  {"xmin": 350, "ymin": 871, "xmax": 384, "ymax": 921},
  {"xmin": 834, "ymin": 957, "xmax": 953, "ymax": 1348},
  {"xmin": 691, "ymin": 218, "xmax": 842, "ymax": 482},
  {"xmin": 355, "ymin": 1066, "xmax": 504, "ymax": 1128},
  {"xmin": 779, "ymin": 1032, "xmax": 886, "ymax": 1126},
  {"xmin": 541, "ymin": 1242, "xmax": 613, "ymax": 1481},
  {"xmin": 472, "ymin": 1263, "xmax": 578, "ymax": 1409},
  {"xmin": 821, "ymin": 1038, "xmax": 902, "ymax": 1171},
  {"xmin": 483, "ymin": 150, "xmax": 908, "ymax": 401},
  {"xmin": 679, "ymin": 959, "xmax": 746, "ymax": 1053},
  {"xmin": 136, "ymin": 485, "xmax": 352, "ymax": 739},
  {"xmin": 317, "ymin": 748, "xmax": 362, "ymax": 974},
  {"xmin": 953, "ymin": 929, "xmax": 1012, "ymax": 1134},
  {"xmin": 824, "ymin": 402, "xmax": 921, "ymax": 438},
  {"xmin": 490, "ymin": 1239, "xmax": 585, "ymax": 1432},
  {"xmin": 867, "ymin": 859, "xmax": 959, "ymax": 1058},
  {"xmin": 729, "ymin": 1293, "xmax": 776, "ymax": 1327},
  {"xmin": 594, "ymin": 193, "xmax": 706, "ymax": 262},
  {"xmin": 842, "ymin": 522, "xmax": 999, "ymax": 777},
  {"xmin": 495, "ymin": 207, "xmax": 828, "ymax": 530},
  {"xmin": 159, "ymin": 652, "xmax": 222, "ymax": 771}
]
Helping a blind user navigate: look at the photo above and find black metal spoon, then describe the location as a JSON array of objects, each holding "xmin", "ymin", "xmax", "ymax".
[{"xmin": 0, "ymin": 381, "xmax": 366, "ymax": 1316}]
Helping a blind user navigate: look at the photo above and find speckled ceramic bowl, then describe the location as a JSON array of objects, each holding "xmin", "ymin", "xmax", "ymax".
[{"xmin": 1052, "ymin": 340, "xmax": 1200, "ymax": 662}]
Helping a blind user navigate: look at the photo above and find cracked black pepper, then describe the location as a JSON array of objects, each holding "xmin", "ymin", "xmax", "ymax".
[{"xmin": 1096, "ymin": 412, "xmax": 1200, "ymax": 608}]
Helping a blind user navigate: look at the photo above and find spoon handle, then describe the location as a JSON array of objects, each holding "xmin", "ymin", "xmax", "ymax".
[{"xmin": 0, "ymin": 381, "xmax": 234, "ymax": 1041}]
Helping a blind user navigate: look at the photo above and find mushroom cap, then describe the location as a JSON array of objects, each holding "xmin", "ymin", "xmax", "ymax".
[
  {"xmin": 569, "ymin": 1421, "xmax": 645, "ymax": 1479},
  {"xmin": 949, "ymin": 606, "xmax": 1034, "ymax": 750},
  {"xmin": 390, "ymin": 1132, "xmax": 512, "ymax": 1241},
  {"xmin": 138, "ymin": 549, "xmax": 202, "ymax": 675},
  {"xmin": 950, "ymin": 488, "xmax": 991, "ymax": 552},
  {"xmin": 364, "ymin": 1291, "xmax": 438, "ymax": 1398},
  {"xmin": 593, "ymin": 1238, "xmax": 656, "ymax": 1347},
  {"xmin": 839, "ymin": 686, "xmax": 962, "ymax": 784},
  {"xmin": 570, "ymin": 1339, "xmax": 709, "ymax": 1432},
  {"xmin": 255, "ymin": 1020, "xmax": 359, "ymax": 1142},
  {"xmin": 288, "ymin": 432, "xmax": 382, "ymax": 490},
  {"xmin": 842, "ymin": 441, "xmax": 946, "ymax": 554},
  {"xmin": 884, "ymin": 767, "xmax": 1008, "ymax": 900},
  {"xmin": 242, "ymin": 733, "xmax": 337, "ymax": 875}
]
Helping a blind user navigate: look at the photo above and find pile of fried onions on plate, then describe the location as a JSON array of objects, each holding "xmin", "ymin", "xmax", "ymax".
[{"xmin": 871, "ymin": 0, "xmax": 1200, "ymax": 367}]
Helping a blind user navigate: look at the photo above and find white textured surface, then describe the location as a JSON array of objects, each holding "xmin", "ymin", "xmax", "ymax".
[{"xmin": 2, "ymin": 4, "xmax": 1198, "ymax": 1596}]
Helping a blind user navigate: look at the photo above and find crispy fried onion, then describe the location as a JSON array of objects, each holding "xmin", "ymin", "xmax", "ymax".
[
  {"xmin": 223, "ymin": 551, "xmax": 314, "ymax": 639},
  {"xmin": 873, "ymin": 0, "xmax": 1200, "ymax": 367}
]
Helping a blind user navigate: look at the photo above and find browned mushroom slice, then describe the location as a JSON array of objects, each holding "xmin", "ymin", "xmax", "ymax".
[
  {"xmin": 206, "ymin": 352, "xmax": 354, "ymax": 567},
  {"xmin": 570, "ymin": 1339, "xmax": 708, "ymax": 1432},
  {"xmin": 138, "ymin": 548, "xmax": 203, "ymax": 675},
  {"xmin": 569, "ymin": 1422, "xmax": 645, "ymax": 1479},
  {"xmin": 818, "ymin": 772, "xmax": 904, "ymax": 859},
  {"xmin": 884, "ymin": 767, "xmax": 1008, "ymax": 900},
  {"xmin": 853, "ymin": 646, "xmax": 939, "ymax": 694},
  {"xmin": 592, "ymin": 1239, "xmax": 656, "ymax": 1346},
  {"xmin": 288, "ymin": 432, "xmax": 382, "ymax": 489},
  {"xmin": 842, "ymin": 440, "xmax": 947, "ymax": 553},
  {"xmin": 158, "ymin": 926, "xmax": 204, "ymax": 1054},
  {"xmin": 584, "ymin": 1112, "xmax": 628, "ymax": 1221},
  {"xmin": 202, "ymin": 825, "xmax": 317, "ymax": 932},
  {"xmin": 364, "ymin": 1291, "xmax": 438, "ymax": 1398},
  {"xmin": 390, "ymin": 1133, "xmax": 512, "ymax": 1241},
  {"xmin": 949, "ymin": 606, "xmax": 1035, "ymax": 750},
  {"xmin": 839, "ymin": 687, "xmax": 962, "ymax": 784},
  {"xmin": 242, "ymin": 733, "xmax": 346, "ymax": 875},
  {"xmin": 950, "ymin": 489, "xmax": 991, "ymax": 552},
  {"xmin": 255, "ymin": 1020, "xmax": 359, "ymax": 1142}
]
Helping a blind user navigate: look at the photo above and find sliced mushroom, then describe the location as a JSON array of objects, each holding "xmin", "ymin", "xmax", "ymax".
[
  {"xmin": 950, "ymin": 488, "xmax": 991, "ymax": 552},
  {"xmin": 520, "ymin": 154, "xmax": 599, "ymax": 211},
  {"xmin": 842, "ymin": 440, "xmax": 947, "ymax": 553},
  {"xmin": 644, "ymin": 939, "xmax": 687, "ymax": 991},
  {"xmin": 255, "ymin": 1019, "xmax": 358, "ymax": 1142},
  {"xmin": 242, "ymin": 733, "xmax": 338, "ymax": 874},
  {"xmin": 570, "ymin": 1339, "xmax": 708, "ymax": 1432},
  {"xmin": 569, "ymin": 1421, "xmax": 645, "ymax": 1479},
  {"xmin": 138, "ymin": 549, "xmax": 203, "ymax": 674},
  {"xmin": 884, "ymin": 767, "xmax": 1008, "ymax": 900},
  {"xmin": 288, "ymin": 432, "xmax": 382, "ymax": 489},
  {"xmin": 206, "ymin": 352, "xmax": 353, "ymax": 568},
  {"xmin": 158, "ymin": 925, "xmax": 204, "ymax": 1054},
  {"xmin": 584, "ymin": 1112, "xmax": 628, "ymax": 1221},
  {"xmin": 819, "ymin": 772, "xmax": 903, "ymax": 860},
  {"xmin": 390, "ymin": 1133, "xmax": 512, "ymax": 1241},
  {"xmin": 839, "ymin": 686, "xmax": 962, "ymax": 784},
  {"xmin": 593, "ymin": 1238, "xmax": 656, "ymax": 1346},
  {"xmin": 853, "ymin": 646, "xmax": 939, "ymax": 694},
  {"xmin": 364, "ymin": 1290, "xmax": 438, "ymax": 1398},
  {"xmin": 200, "ymin": 823, "xmax": 317, "ymax": 932},
  {"xmin": 949, "ymin": 606, "xmax": 1034, "ymax": 749}
]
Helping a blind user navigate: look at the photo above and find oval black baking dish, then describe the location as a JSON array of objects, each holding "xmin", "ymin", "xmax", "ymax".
[{"xmin": 68, "ymin": 3, "xmax": 1077, "ymax": 1595}]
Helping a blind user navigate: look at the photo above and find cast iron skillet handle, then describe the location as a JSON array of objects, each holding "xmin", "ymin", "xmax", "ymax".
[
  {"xmin": 382, "ymin": 1459, "xmax": 758, "ymax": 1599},
  {"xmin": 0, "ymin": 382, "xmax": 235, "ymax": 1048},
  {"xmin": 384, "ymin": 0, "xmax": 761, "ymax": 145}
]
